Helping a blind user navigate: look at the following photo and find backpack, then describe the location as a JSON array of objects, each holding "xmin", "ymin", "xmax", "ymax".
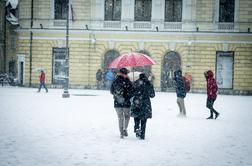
[
  {"xmin": 106, "ymin": 70, "xmax": 115, "ymax": 81},
  {"xmin": 183, "ymin": 76, "xmax": 191, "ymax": 93}
]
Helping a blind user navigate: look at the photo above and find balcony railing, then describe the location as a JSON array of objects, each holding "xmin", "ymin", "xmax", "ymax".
[
  {"xmin": 103, "ymin": 21, "xmax": 121, "ymax": 28},
  {"xmin": 53, "ymin": 20, "xmax": 66, "ymax": 27},
  {"xmin": 218, "ymin": 23, "xmax": 235, "ymax": 30},
  {"xmin": 164, "ymin": 22, "xmax": 182, "ymax": 31},
  {"xmin": 18, "ymin": 18, "xmax": 251, "ymax": 33},
  {"xmin": 133, "ymin": 22, "xmax": 152, "ymax": 29}
]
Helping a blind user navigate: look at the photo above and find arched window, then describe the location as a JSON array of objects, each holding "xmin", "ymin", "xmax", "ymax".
[
  {"xmin": 134, "ymin": 0, "xmax": 152, "ymax": 21},
  {"xmin": 161, "ymin": 51, "xmax": 181, "ymax": 91},
  {"xmin": 103, "ymin": 50, "xmax": 120, "ymax": 69},
  {"xmin": 105, "ymin": 0, "xmax": 122, "ymax": 21},
  {"xmin": 165, "ymin": 0, "xmax": 182, "ymax": 22}
]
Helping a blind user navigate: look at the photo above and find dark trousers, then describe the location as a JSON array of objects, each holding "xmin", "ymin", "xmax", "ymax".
[
  {"xmin": 38, "ymin": 82, "xmax": 48, "ymax": 92},
  {"xmin": 206, "ymin": 98, "xmax": 218, "ymax": 117},
  {"xmin": 134, "ymin": 118, "xmax": 147, "ymax": 139}
]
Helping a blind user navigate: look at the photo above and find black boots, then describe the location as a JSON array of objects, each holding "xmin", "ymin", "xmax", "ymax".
[
  {"xmin": 135, "ymin": 129, "xmax": 145, "ymax": 140},
  {"xmin": 206, "ymin": 112, "xmax": 220, "ymax": 120},
  {"xmin": 206, "ymin": 116, "xmax": 213, "ymax": 119},
  {"xmin": 215, "ymin": 112, "xmax": 220, "ymax": 119},
  {"xmin": 123, "ymin": 130, "xmax": 128, "ymax": 137}
]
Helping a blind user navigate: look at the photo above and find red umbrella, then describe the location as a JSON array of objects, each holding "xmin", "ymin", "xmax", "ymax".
[{"xmin": 108, "ymin": 52, "xmax": 156, "ymax": 69}]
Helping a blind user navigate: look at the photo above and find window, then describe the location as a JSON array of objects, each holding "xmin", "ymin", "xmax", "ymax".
[
  {"xmin": 216, "ymin": 51, "xmax": 234, "ymax": 89},
  {"xmin": 165, "ymin": 0, "xmax": 182, "ymax": 22},
  {"xmin": 10, "ymin": 36, "xmax": 16, "ymax": 50},
  {"xmin": 105, "ymin": 0, "xmax": 121, "ymax": 21},
  {"xmin": 219, "ymin": 0, "xmax": 234, "ymax": 22},
  {"xmin": 55, "ymin": 0, "xmax": 68, "ymax": 20},
  {"xmin": 52, "ymin": 48, "xmax": 68, "ymax": 85},
  {"xmin": 134, "ymin": 0, "xmax": 152, "ymax": 21},
  {"xmin": 8, "ymin": 60, "xmax": 16, "ymax": 76}
]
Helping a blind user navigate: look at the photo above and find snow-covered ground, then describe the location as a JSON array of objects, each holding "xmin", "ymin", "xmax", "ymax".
[{"xmin": 0, "ymin": 87, "xmax": 252, "ymax": 166}]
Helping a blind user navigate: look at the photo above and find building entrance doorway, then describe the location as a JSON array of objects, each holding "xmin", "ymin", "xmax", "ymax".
[{"xmin": 161, "ymin": 51, "xmax": 181, "ymax": 91}]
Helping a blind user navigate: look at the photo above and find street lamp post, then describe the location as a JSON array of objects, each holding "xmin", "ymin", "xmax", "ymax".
[{"xmin": 62, "ymin": 1, "xmax": 70, "ymax": 98}]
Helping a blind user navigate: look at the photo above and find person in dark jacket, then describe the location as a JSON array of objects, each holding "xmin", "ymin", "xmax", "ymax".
[
  {"xmin": 96, "ymin": 69, "xmax": 103, "ymax": 89},
  {"xmin": 110, "ymin": 68, "xmax": 134, "ymax": 139},
  {"xmin": 37, "ymin": 70, "xmax": 48, "ymax": 93},
  {"xmin": 204, "ymin": 70, "xmax": 220, "ymax": 119},
  {"xmin": 131, "ymin": 73, "xmax": 155, "ymax": 140},
  {"xmin": 174, "ymin": 69, "xmax": 186, "ymax": 117}
]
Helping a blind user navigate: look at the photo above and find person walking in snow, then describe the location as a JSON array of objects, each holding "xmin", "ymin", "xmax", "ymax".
[
  {"xmin": 37, "ymin": 70, "xmax": 48, "ymax": 93},
  {"xmin": 174, "ymin": 69, "xmax": 186, "ymax": 117},
  {"xmin": 204, "ymin": 70, "xmax": 220, "ymax": 119},
  {"xmin": 110, "ymin": 68, "xmax": 134, "ymax": 139},
  {"xmin": 105, "ymin": 70, "xmax": 115, "ymax": 89},
  {"xmin": 96, "ymin": 69, "xmax": 103, "ymax": 89},
  {"xmin": 131, "ymin": 73, "xmax": 155, "ymax": 140}
]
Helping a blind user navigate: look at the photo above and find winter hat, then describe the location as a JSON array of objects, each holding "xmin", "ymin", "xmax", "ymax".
[
  {"xmin": 204, "ymin": 70, "xmax": 214, "ymax": 78},
  {"xmin": 206, "ymin": 70, "xmax": 214, "ymax": 78},
  {"xmin": 119, "ymin": 68, "xmax": 129, "ymax": 75},
  {"xmin": 174, "ymin": 69, "xmax": 182, "ymax": 78},
  {"xmin": 139, "ymin": 73, "xmax": 148, "ymax": 81}
]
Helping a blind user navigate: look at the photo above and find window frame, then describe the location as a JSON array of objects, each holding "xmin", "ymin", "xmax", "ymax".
[
  {"xmin": 215, "ymin": 51, "xmax": 234, "ymax": 89},
  {"xmin": 164, "ymin": 0, "xmax": 183, "ymax": 22},
  {"xmin": 104, "ymin": 0, "xmax": 122, "ymax": 21},
  {"xmin": 54, "ymin": 0, "xmax": 68, "ymax": 20},
  {"xmin": 134, "ymin": 0, "xmax": 152, "ymax": 22},
  {"xmin": 215, "ymin": 0, "xmax": 239, "ymax": 23},
  {"xmin": 219, "ymin": 0, "xmax": 235, "ymax": 22},
  {"xmin": 52, "ymin": 47, "xmax": 68, "ymax": 85}
]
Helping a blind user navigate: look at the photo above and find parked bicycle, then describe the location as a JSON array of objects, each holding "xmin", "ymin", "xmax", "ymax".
[{"xmin": 0, "ymin": 73, "xmax": 18, "ymax": 86}]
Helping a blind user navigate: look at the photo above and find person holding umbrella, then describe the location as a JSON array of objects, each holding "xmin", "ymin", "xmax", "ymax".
[
  {"xmin": 130, "ymin": 73, "xmax": 155, "ymax": 140},
  {"xmin": 110, "ymin": 68, "xmax": 134, "ymax": 139}
]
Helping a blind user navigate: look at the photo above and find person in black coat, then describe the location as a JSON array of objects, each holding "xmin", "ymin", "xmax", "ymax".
[
  {"xmin": 131, "ymin": 73, "xmax": 155, "ymax": 140},
  {"xmin": 110, "ymin": 68, "xmax": 134, "ymax": 139},
  {"xmin": 174, "ymin": 69, "xmax": 186, "ymax": 117}
]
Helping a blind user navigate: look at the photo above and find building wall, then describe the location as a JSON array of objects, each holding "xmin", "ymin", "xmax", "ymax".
[
  {"xmin": 0, "ymin": 1, "xmax": 5, "ymax": 73},
  {"xmin": 196, "ymin": 0, "xmax": 214, "ymax": 22},
  {"xmin": 1, "ymin": 2, "xmax": 18, "ymax": 74},
  {"xmin": 239, "ymin": 0, "xmax": 252, "ymax": 22},
  {"xmin": 15, "ymin": 0, "xmax": 252, "ymax": 94}
]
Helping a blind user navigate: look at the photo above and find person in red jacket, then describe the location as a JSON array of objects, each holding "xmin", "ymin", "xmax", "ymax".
[
  {"xmin": 37, "ymin": 70, "xmax": 48, "ymax": 93},
  {"xmin": 204, "ymin": 70, "xmax": 219, "ymax": 119}
]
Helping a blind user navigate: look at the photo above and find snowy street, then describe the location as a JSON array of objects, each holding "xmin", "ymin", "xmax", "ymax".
[{"xmin": 0, "ymin": 87, "xmax": 252, "ymax": 166}]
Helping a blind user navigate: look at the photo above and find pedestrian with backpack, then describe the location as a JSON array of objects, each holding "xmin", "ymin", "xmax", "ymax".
[
  {"xmin": 96, "ymin": 69, "xmax": 103, "ymax": 89},
  {"xmin": 204, "ymin": 70, "xmax": 220, "ymax": 119},
  {"xmin": 174, "ymin": 69, "xmax": 187, "ymax": 117},
  {"xmin": 110, "ymin": 68, "xmax": 134, "ymax": 139}
]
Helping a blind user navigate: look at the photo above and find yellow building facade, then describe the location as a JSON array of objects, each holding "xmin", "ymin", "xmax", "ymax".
[{"xmin": 12, "ymin": 0, "xmax": 252, "ymax": 94}]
